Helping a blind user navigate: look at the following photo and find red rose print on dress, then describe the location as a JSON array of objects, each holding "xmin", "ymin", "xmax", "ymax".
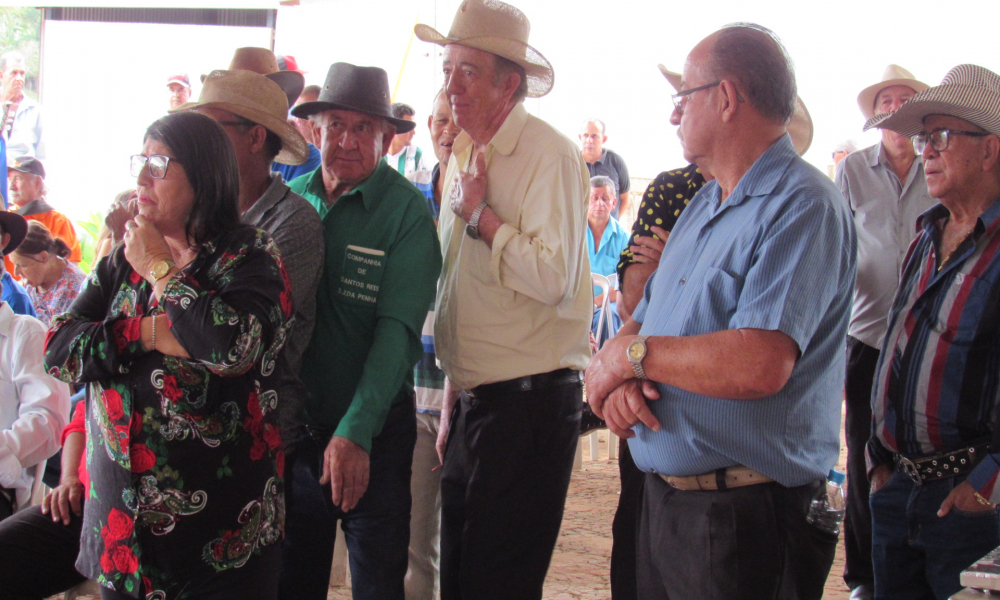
[
  {"xmin": 103, "ymin": 389, "xmax": 124, "ymax": 421},
  {"xmin": 130, "ymin": 443, "xmax": 156, "ymax": 473},
  {"xmin": 161, "ymin": 375, "xmax": 183, "ymax": 403}
]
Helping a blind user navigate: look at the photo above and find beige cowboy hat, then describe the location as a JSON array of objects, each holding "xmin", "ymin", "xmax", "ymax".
[
  {"xmin": 856, "ymin": 64, "xmax": 929, "ymax": 121},
  {"xmin": 657, "ymin": 64, "xmax": 815, "ymax": 156},
  {"xmin": 172, "ymin": 69, "xmax": 309, "ymax": 165},
  {"xmin": 864, "ymin": 64, "xmax": 1000, "ymax": 138},
  {"xmin": 201, "ymin": 47, "xmax": 305, "ymax": 107},
  {"xmin": 414, "ymin": 0, "xmax": 554, "ymax": 98}
]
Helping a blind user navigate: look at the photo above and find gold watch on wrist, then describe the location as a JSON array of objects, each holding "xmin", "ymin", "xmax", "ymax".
[
  {"xmin": 149, "ymin": 259, "xmax": 175, "ymax": 282},
  {"xmin": 627, "ymin": 335, "xmax": 650, "ymax": 379}
]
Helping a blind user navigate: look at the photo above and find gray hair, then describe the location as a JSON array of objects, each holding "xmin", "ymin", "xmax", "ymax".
[
  {"xmin": 391, "ymin": 102, "xmax": 415, "ymax": 119},
  {"xmin": 582, "ymin": 118, "xmax": 606, "ymax": 135},
  {"xmin": 833, "ymin": 139, "xmax": 858, "ymax": 154},
  {"xmin": 590, "ymin": 175, "xmax": 617, "ymax": 197},
  {"xmin": 705, "ymin": 23, "xmax": 797, "ymax": 124},
  {"xmin": 0, "ymin": 51, "xmax": 24, "ymax": 73},
  {"xmin": 493, "ymin": 55, "xmax": 528, "ymax": 104}
]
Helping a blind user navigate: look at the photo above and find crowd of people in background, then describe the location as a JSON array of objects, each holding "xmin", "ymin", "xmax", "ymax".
[{"xmin": 0, "ymin": 1, "xmax": 997, "ymax": 600}]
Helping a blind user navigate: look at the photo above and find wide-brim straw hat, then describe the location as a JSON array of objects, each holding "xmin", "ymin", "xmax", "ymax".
[
  {"xmin": 414, "ymin": 0, "xmax": 554, "ymax": 98},
  {"xmin": 201, "ymin": 47, "xmax": 305, "ymax": 107},
  {"xmin": 172, "ymin": 69, "xmax": 309, "ymax": 165},
  {"xmin": 0, "ymin": 210, "xmax": 27, "ymax": 255},
  {"xmin": 857, "ymin": 64, "xmax": 928, "ymax": 121},
  {"xmin": 291, "ymin": 63, "xmax": 417, "ymax": 133},
  {"xmin": 657, "ymin": 64, "xmax": 814, "ymax": 156},
  {"xmin": 864, "ymin": 64, "xmax": 1000, "ymax": 139}
]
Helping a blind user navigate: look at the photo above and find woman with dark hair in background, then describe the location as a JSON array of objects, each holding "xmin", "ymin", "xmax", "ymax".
[
  {"xmin": 10, "ymin": 221, "xmax": 87, "ymax": 326},
  {"xmin": 45, "ymin": 111, "xmax": 293, "ymax": 600}
]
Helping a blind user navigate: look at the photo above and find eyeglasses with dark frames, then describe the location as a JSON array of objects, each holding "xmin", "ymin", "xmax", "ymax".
[
  {"xmin": 130, "ymin": 154, "xmax": 178, "ymax": 179},
  {"xmin": 671, "ymin": 81, "xmax": 722, "ymax": 112},
  {"xmin": 912, "ymin": 129, "xmax": 989, "ymax": 154}
]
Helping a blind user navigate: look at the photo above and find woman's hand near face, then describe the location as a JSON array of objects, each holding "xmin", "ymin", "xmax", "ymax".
[
  {"xmin": 106, "ymin": 195, "xmax": 137, "ymax": 245},
  {"xmin": 123, "ymin": 214, "xmax": 173, "ymax": 283}
]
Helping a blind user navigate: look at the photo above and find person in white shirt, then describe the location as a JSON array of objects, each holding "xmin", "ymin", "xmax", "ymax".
[
  {"xmin": 0, "ymin": 51, "xmax": 45, "ymax": 165},
  {"xmin": 0, "ymin": 209, "xmax": 70, "ymax": 520},
  {"xmin": 385, "ymin": 102, "xmax": 427, "ymax": 176}
]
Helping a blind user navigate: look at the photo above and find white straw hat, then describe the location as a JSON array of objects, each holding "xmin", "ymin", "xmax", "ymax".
[
  {"xmin": 857, "ymin": 65, "xmax": 928, "ymax": 121},
  {"xmin": 415, "ymin": 0, "xmax": 553, "ymax": 98}
]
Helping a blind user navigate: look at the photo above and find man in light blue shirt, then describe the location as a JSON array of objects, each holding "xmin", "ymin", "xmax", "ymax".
[
  {"xmin": 586, "ymin": 175, "xmax": 629, "ymax": 342},
  {"xmin": 585, "ymin": 24, "xmax": 856, "ymax": 600}
]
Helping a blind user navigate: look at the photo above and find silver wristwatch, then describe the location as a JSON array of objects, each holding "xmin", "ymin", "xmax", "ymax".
[
  {"xmin": 627, "ymin": 335, "xmax": 650, "ymax": 379},
  {"xmin": 466, "ymin": 200, "xmax": 488, "ymax": 240}
]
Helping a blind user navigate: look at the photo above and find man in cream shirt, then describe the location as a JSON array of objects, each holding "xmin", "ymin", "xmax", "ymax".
[{"xmin": 415, "ymin": 2, "xmax": 591, "ymax": 599}]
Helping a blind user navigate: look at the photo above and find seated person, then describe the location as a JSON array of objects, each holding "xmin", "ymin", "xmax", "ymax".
[
  {"xmin": 0, "ymin": 209, "xmax": 70, "ymax": 520},
  {"xmin": 587, "ymin": 175, "xmax": 629, "ymax": 344},
  {"xmin": 10, "ymin": 221, "xmax": 87, "ymax": 326}
]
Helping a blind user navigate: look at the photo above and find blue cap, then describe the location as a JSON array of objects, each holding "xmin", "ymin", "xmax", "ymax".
[{"xmin": 828, "ymin": 469, "xmax": 846, "ymax": 485}]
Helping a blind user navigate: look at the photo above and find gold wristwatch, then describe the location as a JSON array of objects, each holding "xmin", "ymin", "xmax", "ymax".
[
  {"xmin": 627, "ymin": 335, "xmax": 650, "ymax": 379},
  {"xmin": 149, "ymin": 259, "xmax": 175, "ymax": 282}
]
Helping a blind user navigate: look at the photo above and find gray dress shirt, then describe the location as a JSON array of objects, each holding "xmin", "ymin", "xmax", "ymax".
[
  {"xmin": 836, "ymin": 142, "xmax": 937, "ymax": 349},
  {"xmin": 243, "ymin": 173, "xmax": 324, "ymax": 448}
]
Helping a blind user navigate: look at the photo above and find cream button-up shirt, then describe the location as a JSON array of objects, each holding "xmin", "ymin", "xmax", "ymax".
[
  {"xmin": 435, "ymin": 103, "xmax": 592, "ymax": 391},
  {"xmin": 0, "ymin": 301, "xmax": 70, "ymax": 509}
]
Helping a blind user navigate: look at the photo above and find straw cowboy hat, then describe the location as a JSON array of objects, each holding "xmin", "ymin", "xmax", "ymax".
[
  {"xmin": 856, "ymin": 64, "xmax": 928, "ymax": 121},
  {"xmin": 864, "ymin": 64, "xmax": 1000, "ymax": 139},
  {"xmin": 414, "ymin": 0, "xmax": 554, "ymax": 98},
  {"xmin": 291, "ymin": 63, "xmax": 417, "ymax": 133},
  {"xmin": 201, "ymin": 47, "xmax": 305, "ymax": 107},
  {"xmin": 657, "ymin": 64, "xmax": 815, "ymax": 156},
  {"xmin": 172, "ymin": 69, "xmax": 309, "ymax": 165}
]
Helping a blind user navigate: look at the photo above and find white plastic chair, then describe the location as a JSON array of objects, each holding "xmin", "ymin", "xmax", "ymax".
[{"xmin": 591, "ymin": 273, "xmax": 611, "ymax": 348}]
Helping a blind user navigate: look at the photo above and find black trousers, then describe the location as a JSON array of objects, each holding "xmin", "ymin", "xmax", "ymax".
[
  {"xmin": 0, "ymin": 504, "xmax": 87, "ymax": 600},
  {"xmin": 844, "ymin": 336, "xmax": 878, "ymax": 590},
  {"xmin": 439, "ymin": 380, "xmax": 582, "ymax": 600},
  {"xmin": 637, "ymin": 474, "xmax": 836, "ymax": 600},
  {"xmin": 611, "ymin": 437, "xmax": 644, "ymax": 600}
]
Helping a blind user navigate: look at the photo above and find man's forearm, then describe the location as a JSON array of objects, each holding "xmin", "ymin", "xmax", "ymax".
[{"xmin": 621, "ymin": 262, "xmax": 656, "ymax": 316}]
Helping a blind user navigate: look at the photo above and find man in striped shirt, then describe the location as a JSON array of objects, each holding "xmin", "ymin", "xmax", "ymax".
[{"xmin": 864, "ymin": 64, "xmax": 1000, "ymax": 600}]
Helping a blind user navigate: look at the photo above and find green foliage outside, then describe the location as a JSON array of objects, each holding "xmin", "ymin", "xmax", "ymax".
[
  {"xmin": 0, "ymin": 7, "xmax": 41, "ymax": 98},
  {"xmin": 75, "ymin": 212, "xmax": 104, "ymax": 274}
]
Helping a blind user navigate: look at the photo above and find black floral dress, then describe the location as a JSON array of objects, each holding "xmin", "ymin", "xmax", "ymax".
[{"xmin": 44, "ymin": 227, "xmax": 293, "ymax": 599}]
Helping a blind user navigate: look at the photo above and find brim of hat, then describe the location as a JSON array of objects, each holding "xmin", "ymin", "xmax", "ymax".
[
  {"xmin": 266, "ymin": 71, "xmax": 305, "ymax": 107},
  {"xmin": 857, "ymin": 78, "xmax": 930, "ymax": 120},
  {"xmin": 863, "ymin": 85, "xmax": 1000, "ymax": 138},
  {"xmin": 0, "ymin": 211, "xmax": 27, "ymax": 255},
  {"xmin": 657, "ymin": 64, "xmax": 682, "ymax": 93},
  {"xmin": 414, "ymin": 24, "xmax": 554, "ymax": 98},
  {"xmin": 291, "ymin": 100, "xmax": 417, "ymax": 133},
  {"xmin": 172, "ymin": 100, "xmax": 310, "ymax": 165},
  {"xmin": 789, "ymin": 96, "xmax": 813, "ymax": 156}
]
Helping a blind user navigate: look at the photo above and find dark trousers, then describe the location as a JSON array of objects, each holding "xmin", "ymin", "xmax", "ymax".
[
  {"xmin": 440, "ymin": 381, "xmax": 582, "ymax": 600},
  {"xmin": 610, "ymin": 437, "xmax": 644, "ymax": 600},
  {"xmin": 0, "ymin": 490, "xmax": 12, "ymax": 522},
  {"xmin": 637, "ymin": 474, "xmax": 837, "ymax": 600},
  {"xmin": 279, "ymin": 398, "xmax": 416, "ymax": 600},
  {"xmin": 0, "ymin": 504, "xmax": 86, "ymax": 600},
  {"xmin": 844, "ymin": 336, "xmax": 878, "ymax": 590},
  {"xmin": 870, "ymin": 470, "xmax": 1000, "ymax": 600}
]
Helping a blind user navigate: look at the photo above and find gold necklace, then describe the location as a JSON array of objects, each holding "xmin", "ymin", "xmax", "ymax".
[{"xmin": 937, "ymin": 223, "xmax": 976, "ymax": 272}]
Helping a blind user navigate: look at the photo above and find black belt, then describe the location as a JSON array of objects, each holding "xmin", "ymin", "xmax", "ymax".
[
  {"xmin": 893, "ymin": 444, "xmax": 990, "ymax": 486},
  {"xmin": 468, "ymin": 368, "xmax": 582, "ymax": 399}
]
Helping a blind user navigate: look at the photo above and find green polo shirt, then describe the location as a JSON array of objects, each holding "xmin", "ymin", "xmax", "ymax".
[{"xmin": 290, "ymin": 161, "xmax": 441, "ymax": 452}]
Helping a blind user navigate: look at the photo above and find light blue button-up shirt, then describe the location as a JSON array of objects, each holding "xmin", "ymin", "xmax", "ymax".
[{"xmin": 630, "ymin": 135, "xmax": 857, "ymax": 487}]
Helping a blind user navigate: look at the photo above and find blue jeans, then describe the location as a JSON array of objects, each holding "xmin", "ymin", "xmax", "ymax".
[
  {"xmin": 870, "ymin": 469, "xmax": 1000, "ymax": 599},
  {"xmin": 279, "ymin": 397, "xmax": 416, "ymax": 600}
]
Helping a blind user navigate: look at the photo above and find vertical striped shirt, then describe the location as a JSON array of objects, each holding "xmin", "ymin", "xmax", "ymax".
[
  {"xmin": 630, "ymin": 134, "xmax": 857, "ymax": 487},
  {"xmin": 868, "ymin": 199, "xmax": 1000, "ymax": 502}
]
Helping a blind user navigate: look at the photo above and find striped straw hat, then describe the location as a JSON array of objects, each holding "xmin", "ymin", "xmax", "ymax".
[{"xmin": 864, "ymin": 64, "xmax": 1000, "ymax": 138}]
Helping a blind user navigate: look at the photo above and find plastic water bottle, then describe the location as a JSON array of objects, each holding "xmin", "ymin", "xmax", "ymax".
[{"xmin": 806, "ymin": 469, "xmax": 847, "ymax": 536}]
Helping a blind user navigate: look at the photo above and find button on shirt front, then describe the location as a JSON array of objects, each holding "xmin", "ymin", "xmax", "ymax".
[
  {"xmin": 835, "ymin": 143, "xmax": 936, "ymax": 349},
  {"xmin": 630, "ymin": 135, "xmax": 857, "ymax": 487}
]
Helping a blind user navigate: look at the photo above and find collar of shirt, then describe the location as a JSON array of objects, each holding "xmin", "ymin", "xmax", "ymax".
[
  {"xmin": 591, "ymin": 149, "xmax": 608, "ymax": 166},
  {"xmin": 14, "ymin": 198, "xmax": 53, "ymax": 217},
  {"xmin": 873, "ymin": 141, "xmax": 925, "ymax": 197},
  {"xmin": 918, "ymin": 195, "xmax": 1000, "ymax": 243},
  {"xmin": 243, "ymin": 172, "xmax": 290, "ymax": 223},
  {"xmin": 0, "ymin": 301, "xmax": 15, "ymax": 338},
  {"xmin": 451, "ymin": 103, "xmax": 529, "ymax": 163},
  {"xmin": 705, "ymin": 133, "xmax": 797, "ymax": 211},
  {"xmin": 303, "ymin": 160, "xmax": 389, "ymax": 218},
  {"xmin": 588, "ymin": 215, "xmax": 628, "ymax": 254}
]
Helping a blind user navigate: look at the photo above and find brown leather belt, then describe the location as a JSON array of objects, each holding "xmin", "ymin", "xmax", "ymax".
[{"xmin": 659, "ymin": 466, "xmax": 774, "ymax": 491}]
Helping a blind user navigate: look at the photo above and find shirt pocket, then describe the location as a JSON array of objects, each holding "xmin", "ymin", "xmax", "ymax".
[
  {"xmin": 683, "ymin": 266, "xmax": 742, "ymax": 335},
  {"xmin": 335, "ymin": 245, "xmax": 385, "ymax": 308},
  {"xmin": 932, "ymin": 272, "xmax": 995, "ymax": 348}
]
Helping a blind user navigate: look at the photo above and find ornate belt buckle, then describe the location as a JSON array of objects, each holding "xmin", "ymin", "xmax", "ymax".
[{"xmin": 897, "ymin": 456, "xmax": 923, "ymax": 486}]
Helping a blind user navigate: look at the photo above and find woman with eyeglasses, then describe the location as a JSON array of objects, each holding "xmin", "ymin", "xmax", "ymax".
[
  {"xmin": 10, "ymin": 221, "xmax": 88, "ymax": 326},
  {"xmin": 44, "ymin": 111, "xmax": 293, "ymax": 600}
]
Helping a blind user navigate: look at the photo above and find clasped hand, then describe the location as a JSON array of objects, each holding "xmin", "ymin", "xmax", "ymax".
[
  {"xmin": 123, "ymin": 214, "xmax": 172, "ymax": 283},
  {"xmin": 584, "ymin": 335, "xmax": 662, "ymax": 438},
  {"xmin": 450, "ymin": 151, "xmax": 487, "ymax": 222}
]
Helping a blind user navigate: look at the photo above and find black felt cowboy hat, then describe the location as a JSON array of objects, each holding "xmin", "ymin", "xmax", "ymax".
[
  {"xmin": 291, "ymin": 63, "xmax": 416, "ymax": 133},
  {"xmin": 0, "ymin": 210, "xmax": 27, "ymax": 255}
]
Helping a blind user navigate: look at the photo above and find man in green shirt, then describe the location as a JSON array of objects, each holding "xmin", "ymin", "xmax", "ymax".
[{"xmin": 279, "ymin": 62, "xmax": 441, "ymax": 600}]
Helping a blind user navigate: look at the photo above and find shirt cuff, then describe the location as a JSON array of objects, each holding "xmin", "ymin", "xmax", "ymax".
[
  {"xmin": 0, "ymin": 446, "xmax": 22, "ymax": 488},
  {"xmin": 489, "ymin": 223, "xmax": 519, "ymax": 284},
  {"xmin": 965, "ymin": 453, "xmax": 1000, "ymax": 504}
]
